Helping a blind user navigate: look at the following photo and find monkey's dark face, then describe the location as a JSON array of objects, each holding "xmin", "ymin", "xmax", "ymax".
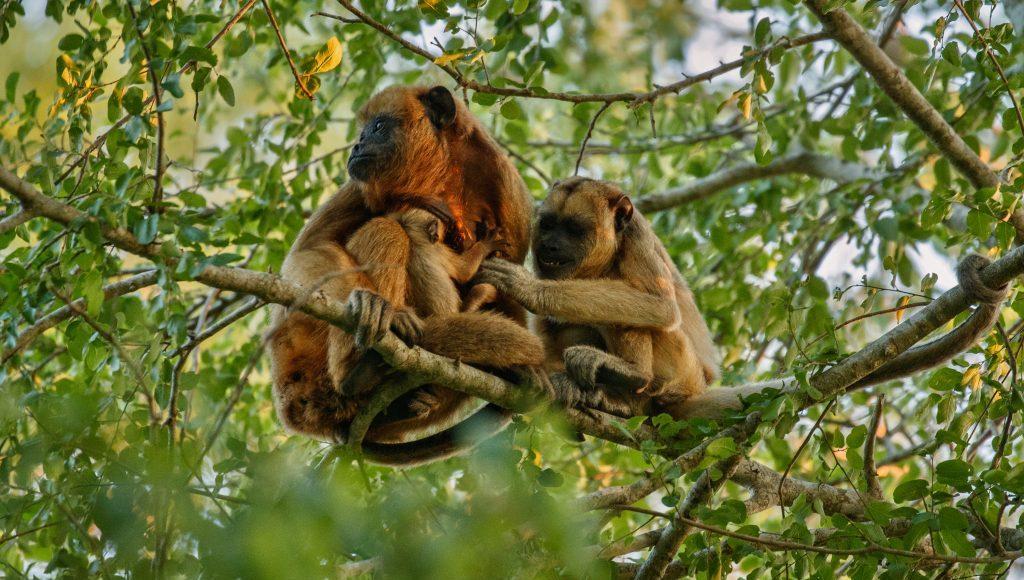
[
  {"xmin": 348, "ymin": 85, "xmax": 459, "ymax": 191},
  {"xmin": 533, "ymin": 211, "xmax": 592, "ymax": 279},
  {"xmin": 533, "ymin": 177, "xmax": 635, "ymax": 279},
  {"xmin": 348, "ymin": 114, "xmax": 402, "ymax": 182}
]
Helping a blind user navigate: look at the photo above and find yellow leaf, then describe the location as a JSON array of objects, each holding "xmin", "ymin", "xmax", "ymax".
[
  {"xmin": 895, "ymin": 295, "xmax": 911, "ymax": 323},
  {"xmin": 961, "ymin": 365, "xmax": 981, "ymax": 390},
  {"xmin": 739, "ymin": 93, "xmax": 752, "ymax": 120},
  {"xmin": 434, "ymin": 51, "xmax": 466, "ymax": 66},
  {"xmin": 305, "ymin": 37, "xmax": 343, "ymax": 75}
]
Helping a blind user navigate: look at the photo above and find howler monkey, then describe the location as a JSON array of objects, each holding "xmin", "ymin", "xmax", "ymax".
[
  {"xmin": 269, "ymin": 85, "xmax": 537, "ymax": 465},
  {"xmin": 477, "ymin": 177, "xmax": 720, "ymax": 418}
]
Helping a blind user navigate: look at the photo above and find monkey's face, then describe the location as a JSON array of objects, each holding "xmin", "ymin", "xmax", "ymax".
[
  {"xmin": 533, "ymin": 177, "xmax": 634, "ymax": 280},
  {"xmin": 348, "ymin": 85, "xmax": 459, "ymax": 195}
]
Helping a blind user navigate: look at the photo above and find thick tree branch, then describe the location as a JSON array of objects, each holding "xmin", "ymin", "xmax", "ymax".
[
  {"xmin": 634, "ymin": 152, "xmax": 883, "ymax": 213},
  {"xmin": 802, "ymin": 0, "xmax": 1003, "ymax": 192}
]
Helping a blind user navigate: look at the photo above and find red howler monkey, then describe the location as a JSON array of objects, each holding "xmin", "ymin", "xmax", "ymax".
[{"xmin": 268, "ymin": 85, "xmax": 539, "ymax": 466}]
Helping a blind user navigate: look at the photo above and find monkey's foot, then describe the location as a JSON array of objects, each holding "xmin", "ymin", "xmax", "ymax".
[
  {"xmin": 563, "ymin": 345, "xmax": 648, "ymax": 393},
  {"xmin": 549, "ymin": 371, "xmax": 640, "ymax": 419},
  {"xmin": 408, "ymin": 387, "xmax": 443, "ymax": 418},
  {"xmin": 346, "ymin": 289, "xmax": 395, "ymax": 350},
  {"xmin": 338, "ymin": 350, "xmax": 391, "ymax": 397}
]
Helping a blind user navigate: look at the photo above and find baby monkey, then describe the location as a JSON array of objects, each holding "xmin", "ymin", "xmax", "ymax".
[
  {"xmin": 343, "ymin": 200, "xmax": 506, "ymax": 419},
  {"xmin": 477, "ymin": 177, "xmax": 719, "ymax": 418},
  {"xmin": 391, "ymin": 200, "xmax": 502, "ymax": 318}
]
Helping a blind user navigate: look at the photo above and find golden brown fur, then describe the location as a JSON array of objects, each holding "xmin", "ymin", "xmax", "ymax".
[
  {"xmin": 477, "ymin": 177, "xmax": 719, "ymax": 418},
  {"xmin": 268, "ymin": 85, "xmax": 536, "ymax": 465}
]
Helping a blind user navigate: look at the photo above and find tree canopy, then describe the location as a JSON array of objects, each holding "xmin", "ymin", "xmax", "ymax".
[{"xmin": 2, "ymin": 0, "xmax": 1024, "ymax": 577}]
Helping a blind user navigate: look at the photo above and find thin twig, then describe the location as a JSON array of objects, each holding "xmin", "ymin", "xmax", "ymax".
[
  {"xmin": 125, "ymin": 1, "xmax": 166, "ymax": 213},
  {"xmin": 779, "ymin": 399, "xmax": 836, "ymax": 511},
  {"xmin": 574, "ymin": 101, "xmax": 612, "ymax": 175},
  {"xmin": 952, "ymin": 0, "xmax": 1024, "ymax": 136},
  {"xmin": 992, "ymin": 322, "xmax": 1020, "ymax": 470},
  {"xmin": 54, "ymin": 0, "xmax": 258, "ymax": 184},
  {"xmin": 326, "ymin": 2, "xmax": 829, "ymax": 105},
  {"xmin": 262, "ymin": 0, "xmax": 315, "ymax": 99},
  {"xmin": 50, "ymin": 287, "xmax": 160, "ymax": 424},
  {"xmin": 864, "ymin": 394, "xmax": 885, "ymax": 500},
  {"xmin": 671, "ymin": 515, "xmax": 1021, "ymax": 564}
]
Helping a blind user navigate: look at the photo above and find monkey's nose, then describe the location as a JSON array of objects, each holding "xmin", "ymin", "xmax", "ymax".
[{"xmin": 351, "ymin": 143, "xmax": 362, "ymax": 154}]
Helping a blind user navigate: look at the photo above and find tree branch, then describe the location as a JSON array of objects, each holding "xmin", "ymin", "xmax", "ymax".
[
  {"xmin": 2, "ymin": 270, "xmax": 160, "ymax": 365},
  {"xmin": 261, "ymin": 0, "xmax": 315, "ymax": 99},
  {"xmin": 863, "ymin": 394, "xmax": 885, "ymax": 500},
  {"xmin": 328, "ymin": 1, "xmax": 829, "ymax": 106},
  {"xmin": 635, "ymin": 456, "xmax": 742, "ymax": 579},
  {"xmin": 802, "ymin": 0, "xmax": 1002, "ymax": 192},
  {"xmin": 634, "ymin": 151, "xmax": 883, "ymax": 213},
  {"xmin": 0, "ymin": 208, "xmax": 34, "ymax": 235}
]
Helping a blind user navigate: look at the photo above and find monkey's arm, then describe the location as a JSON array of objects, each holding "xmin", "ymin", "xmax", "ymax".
[
  {"xmin": 476, "ymin": 259, "xmax": 678, "ymax": 328},
  {"xmin": 445, "ymin": 239, "xmax": 498, "ymax": 284}
]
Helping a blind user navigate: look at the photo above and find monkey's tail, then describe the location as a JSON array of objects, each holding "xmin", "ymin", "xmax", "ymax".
[{"xmin": 360, "ymin": 405, "xmax": 513, "ymax": 467}]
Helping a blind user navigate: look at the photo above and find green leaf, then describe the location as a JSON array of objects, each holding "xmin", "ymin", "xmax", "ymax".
[
  {"xmin": 893, "ymin": 479, "xmax": 929, "ymax": 502},
  {"xmin": 162, "ymin": 73, "xmax": 184, "ymax": 98},
  {"xmin": 512, "ymin": 0, "xmax": 530, "ymax": 14},
  {"xmin": 935, "ymin": 459, "xmax": 972, "ymax": 487},
  {"xmin": 966, "ymin": 209, "xmax": 994, "ymax": 239},
  {"xmin": 537, "ymin": 468, "xmax": 563, "ymax": 487},
  {"xmin": 134, "ymin": 214, "xmax": 159, "ymax": 245},
  {"xmin": 927, "ymin": 368, "xmax": 962, "ymax": 392},
  {"xmin": 217, "ymin": 75, "xmax": 235, "ymax": 106},
  {"xmin": 705, "ymin": 436, "xmax": 737, "ymax": 459},
  {"xmin": 5, "ymin": 71, "xmax": 19, "ymax": 103},
  {"xmin": 81, "ymin": 270, "xmax": 104, "ymax": 317}
]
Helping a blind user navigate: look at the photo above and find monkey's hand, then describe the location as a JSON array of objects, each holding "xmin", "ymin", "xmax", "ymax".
[
  {"xmin": 391, "ymin": 308, "xmax": 424, "ymax": 345},
  {"xmin": 345, "ymin": 289, "xmax": 395, "ymax": 351},
  {"xmin": 475, "ymin": 259, "xmax": 541, "ymax": 310}
]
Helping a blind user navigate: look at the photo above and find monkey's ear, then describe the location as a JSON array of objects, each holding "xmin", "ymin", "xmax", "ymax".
[
  {"xmin": 611, "ymin": 195, "xmax": 634, "ymax": 232},
  {"xmin": 419, "ymin": 86, "xmax": 457, "ymax": 129},
  {"xmin": 427, "ymin": 218, "xmax": 442, "ymax": 244}
]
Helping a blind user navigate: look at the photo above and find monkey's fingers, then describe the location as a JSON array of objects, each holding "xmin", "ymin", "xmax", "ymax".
[
  {"xmin": 348, "ymin": 289, "xmax": 394, "ymax": 350},
  {"xmin": 391, "ymin": 309, "xmax": 424, "ymax": 345}
]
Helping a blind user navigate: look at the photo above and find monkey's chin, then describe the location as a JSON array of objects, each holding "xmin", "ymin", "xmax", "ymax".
[
  {"xmin": 536, "ymin": 259, "xmax": 576, "ymax": 280},
  {"xmin": 346, "ymin": 154, "xmax": 379, "ymax": 182}
]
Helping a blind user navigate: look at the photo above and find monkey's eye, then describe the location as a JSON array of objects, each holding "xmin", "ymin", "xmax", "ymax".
[{"xmin": 373, "ymin": 120, "xmax": 386, "ymax": 133}]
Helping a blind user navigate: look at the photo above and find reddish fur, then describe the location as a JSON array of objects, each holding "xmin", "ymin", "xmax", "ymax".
[{"xmin": 268, "ymin": 85, "xmax": 535, "ymax": 465}]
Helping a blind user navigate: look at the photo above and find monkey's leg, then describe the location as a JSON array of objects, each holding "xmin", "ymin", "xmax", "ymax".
[
  {"xmin": 418, "ymin": 311, "xmax": 545, "ymax": 368},
  {"xmin": 462, "ymin": 283, "xmax": 498, "ymax": 312},
  {"xmin": 344, "ymin": 216, "xmax": 421, "ymax": 344}
]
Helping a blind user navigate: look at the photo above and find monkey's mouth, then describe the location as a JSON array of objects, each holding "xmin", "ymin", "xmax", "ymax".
[
  {"xmin": 347, "ymin": 152, "xmax": 381, "ymax": 182},
  {"xmin": 536, "ymin": 255, "xmax": 575, "ymax": 277}
]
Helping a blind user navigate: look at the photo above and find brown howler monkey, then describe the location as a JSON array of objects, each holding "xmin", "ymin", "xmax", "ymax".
[
  {"xmin": 477, "ymin": 177, "xmax": 720, "ymax": 418},
  {"xmin": 268, "ymin": 85, "xmax": 537, "ymax": 465}
]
